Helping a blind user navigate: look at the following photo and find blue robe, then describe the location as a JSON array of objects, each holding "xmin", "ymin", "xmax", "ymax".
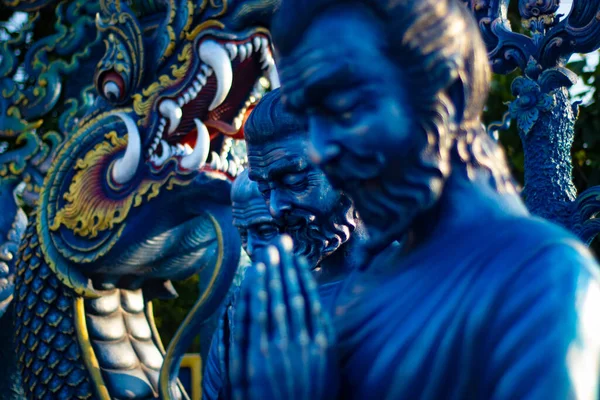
[{"xmin": 335, "ymin": 215, "xmax": 600, "ymax": 399}]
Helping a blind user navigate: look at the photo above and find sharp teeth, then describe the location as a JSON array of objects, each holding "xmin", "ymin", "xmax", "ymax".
[
  {"xmin": 210, "ymin": 151, "xmax": 221, "ymax": 170},
  {"xmin": 233, "ymin": 116, "xmax": 242, "ymax": 131},
  {"xmin": 225, "ymin": 43, "xmax": 237, "ymax": 60},
  {"xmin": 181, "ymin": 118, "xmax": 210, "ymax": 170},
  {"xmin": 184, "ymin": 143, "xmax": 193, "ymax": 155},
  {"xmin": 267, "ymin": 64, "xmax": 280, "ymax": 89},
  {"xmin": 193, "ymin": 81, "xmax": 202, "ymax": 91},
  {"xmin": 253, "ymin": 37, "xmax": 262, "ymax": 52},
  {"xmin": 238, "ymin": 45, "xmax": 247, "ymax": 62},
  {"xmin": 260, "ymin": 37, "xmax": 268, "ymax": 51},
  {"xmin": 183, "ymin": 92, "xmax": 191, "ymax": 104},
  {"xmin": 199, "ymin": 41, "xmax": 233, "ymax": 112},
  {"xmin": 158, "ymin": 100, "xmax": 182, "ymax": 134},
  {"xmin": 197, "ymin": 73, "xmax": 207, "ymax": 86},
  {"xmin": 177, "ymin": 97, "xmax": 185, "ymax": 107},
  {"xmin": 201, "ymin": 65, "xmax": 212, "ymax": 77},
  {"xmin": 159, "ymin": 119, "xmax": 166, "ymax": 128},
  {"xmin": 155, "ymin": 140, "xmax": 171, "ymax": 166},
  {"xmin": 190, "ymin": 88, "xmax": 198, "ymax": 98},
  {"xmin": 228, "ymin": 160, "xmax": 237, "ymax": 177},
  {"xmin": 245, "ymin": 42, "xmax": 253, "ymax": 56},
  {"xmin": 261, "ymin": 52, "xmax": 273, "ymax": 70},
  {"xmin": 220, "ymin": 154, "xmax": 228, "ymax": 171}
]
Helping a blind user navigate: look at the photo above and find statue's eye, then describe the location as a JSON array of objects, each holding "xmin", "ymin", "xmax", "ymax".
[{"xmin": 99, "ymin": 71, "xmax": 126, "ymax": 102}]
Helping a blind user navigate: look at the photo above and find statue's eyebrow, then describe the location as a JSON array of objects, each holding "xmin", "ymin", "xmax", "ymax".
[
  {"xmin": 268, "ymin": 159, "xmax": 306, "ymax": 179},
  {"xmin": 302, "ymin": 61, "xmax": 357, "ymax": 102}
]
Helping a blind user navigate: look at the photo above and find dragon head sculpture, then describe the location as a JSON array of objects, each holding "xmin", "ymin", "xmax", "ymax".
[{"xmin": 37, "ymin": 0, "xmax": 280, "ymax": 298}]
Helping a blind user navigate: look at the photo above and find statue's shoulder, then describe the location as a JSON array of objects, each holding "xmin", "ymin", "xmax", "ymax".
[
  {"xmin": 481, "ymin": 215, "xmax": 600, "ymax": 313},
  {"xmin": 487, "ymin": 214, "xmax": 598, "ymax": 273}
]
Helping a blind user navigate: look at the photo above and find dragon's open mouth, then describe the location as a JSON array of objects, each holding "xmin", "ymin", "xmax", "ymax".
[{"xmin": 148, "ymin": 33, "xmax": 278, "ymax": 179}]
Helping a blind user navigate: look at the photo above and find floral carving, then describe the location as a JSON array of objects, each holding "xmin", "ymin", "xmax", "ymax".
[{"xmin": 509, "ymin": 76, "xmax": 555, "ymax": 135}]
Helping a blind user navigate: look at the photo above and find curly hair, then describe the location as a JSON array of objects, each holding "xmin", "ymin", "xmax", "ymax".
[{"xmin": 244, "ymin": 88, "xmax": 307, "ymax": 145}]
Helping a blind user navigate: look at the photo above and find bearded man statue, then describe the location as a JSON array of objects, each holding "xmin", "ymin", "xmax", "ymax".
[
  {"xmin": 231, "ymin": 169, "xmax": 280, "ymax": 259},
  {"xmin": 225, "ymin": 0, "xmax": 600, "ymax": 399},
  {"xmin": 202, "ymin": 89, "xmax": 365, "ymax": 399}
]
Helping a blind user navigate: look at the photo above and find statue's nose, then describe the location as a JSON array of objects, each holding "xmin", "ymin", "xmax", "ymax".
[{"xmin": 269, "ymin": 190, "xmax": 292, "ymax": 220}]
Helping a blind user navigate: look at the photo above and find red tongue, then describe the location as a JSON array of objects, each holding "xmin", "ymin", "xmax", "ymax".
[
  {"xmin": 204, "ymin": 104, "xmax": 256, "ymax": 140},
  {"xmin": 171, "ymin": 104, "xmax": 257, "ymax": 148},
  {"xmin": 204, "ymin": 120, "xmax": 242, "ymax": 138}
]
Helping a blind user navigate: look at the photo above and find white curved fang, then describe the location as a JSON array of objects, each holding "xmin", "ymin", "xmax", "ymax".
[
  {"xmin": 199, "ymin": 41, "xmax": 233, "ymax": 111},
  {"xmin": 181, "ymin": 118, "xmax": 210, "ymax": 170},
  {"xmin": 112, "ymin": 112, "xmax": 141, "ymax": 185}
]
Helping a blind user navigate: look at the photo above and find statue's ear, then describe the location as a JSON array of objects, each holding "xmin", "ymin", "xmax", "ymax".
[{"xmin": 447, "ymin": 76, "xmax": 466, "ymax": 125}]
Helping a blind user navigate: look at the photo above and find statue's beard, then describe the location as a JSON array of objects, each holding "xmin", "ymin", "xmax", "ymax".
[
  {"xmin": 320, "ymin": 143, "xmax": 446, "ymax": 253},
  {"xmin": 284, "ymin": 195, "xmax": 356, "ymax": 269}
]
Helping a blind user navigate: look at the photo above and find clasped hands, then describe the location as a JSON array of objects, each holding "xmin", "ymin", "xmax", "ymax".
[{"xmin": 228, "ymin": 235, "xmax": 338, "ymax": 400}]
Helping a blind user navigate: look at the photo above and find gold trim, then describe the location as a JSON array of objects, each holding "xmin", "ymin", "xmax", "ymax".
[
  {"xmin": 146, "ymin": 301, "xmax": 167, "ymax": 354},
  {"xmin": 159, "ymin": 213, "xmax": 224, "ymax": 400},
  {"xmin": 185, "ymin": 20, "xmax": 224, "ymax": 41},
  {"xmin": 74, "ymin": 297, "xmax": 111, "ymax": 400},
  {"xmin": 181, "ymin": 354, "xmax": 202, "ymax": 400}
]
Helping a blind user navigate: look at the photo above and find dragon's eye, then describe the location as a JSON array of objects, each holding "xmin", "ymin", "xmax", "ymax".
[{"xmin": 99, "ymin": 71, "xmax": 126, "ymax": 102}]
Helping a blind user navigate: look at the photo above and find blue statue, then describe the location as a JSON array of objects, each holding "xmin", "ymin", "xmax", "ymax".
[
  {"xmin": 0, "ymin": 179, "xmax": 26, "ymax": 399},
  {"xmin": 231, "ymin": 169, "xmax": 280, "ymax": 259},
  {"xmin": 0, "ymin": 0, "xmax": 282, "ymax": 398},
  {"xmin": 226, "ymin": 0, "xmax": 600, "ymax": 398},
  {"xmin": 203, "ymin": 88, "xmax": 365, "ymax": 399},
  {"xmin": 464, "ymin": 0, "xmax": 600, "ymax": 244},
  {"xmin": 245, "ymin": 89, "xmax": 364, "ymax": 284}
]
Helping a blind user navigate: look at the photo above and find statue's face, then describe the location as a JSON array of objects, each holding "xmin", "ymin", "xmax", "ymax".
[
  {"xmin": 276, "ymin": 5, "xmax": 432, "ymax": 247},
  {"xmin": 248, "ymin": 134, "xmax": 354, "ymax": 268},
  {"xmin": 232, "ymin": 196, "xmax": 279, "ymax": 258}
]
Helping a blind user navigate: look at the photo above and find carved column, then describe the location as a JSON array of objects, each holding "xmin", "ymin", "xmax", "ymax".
[{"xmin": 465, "ymin": 0, "xmax": 600, "ymax": 244}]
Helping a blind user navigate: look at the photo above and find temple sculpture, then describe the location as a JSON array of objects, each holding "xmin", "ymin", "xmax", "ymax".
[
  {"xmin": 464, "ymin": 0, "xmax": 600, "ymax": 244},
  {"xmin": 202, "ymin": 88, "xmax": 366, "ymax": 399},
  {"xmin": 231, "ymin": 170, "xmax": 280, "ymax": 259},
  {"xmin": 225, "ymin": 0, "xmax": 600, "ymax": 398},
  {"xmin": 0, "ymin": 0, "xmax": 281, "ymax": 398},
  {"xmin": 3, "ymin": 0, "xmax": 600, "ymax": 398}
]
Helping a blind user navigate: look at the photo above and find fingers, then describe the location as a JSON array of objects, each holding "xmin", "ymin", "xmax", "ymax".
[
  {"xmin": 276, "ymin": 235, "xmax": 310, "ymax": 344},
  {"xmin": 249, "ymin": 262, "xmax": 269, "ymax": 357},
  {"xmin": 295, "ymin": 253, "xmax": 333, "ymax": 345},
  {"xmin": 230, "ymin": 273, "xmax": 252, "ymax": 400},
  {"xmin": 264, "ymin": 244, "xmax": 289, "ymax": 346}
]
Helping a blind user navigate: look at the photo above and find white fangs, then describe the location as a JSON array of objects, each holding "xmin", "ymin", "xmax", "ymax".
[
  {"xmin": 267, "ymin": 63, "xmax": 280, "ymax": 89},
  {"xmin": 181, "ymin": 119, "xmax": 210, "ymax": 170},
  {"xmin": 149, "ymin": 35, "xmax": 276, "ymax": 177},
  {"xmin": 199, "ymin": 40, "xmax": 233, "ymax": 112},
  {"xmin": 112, "ymin": 112, "xmax": 142, "ymax": 184},
  {"xmin": 154, "ymin": 140, "xmax": 171, "ymax": 166},
  {"xmin": 158, "ymin": 100, "xmax": 182, "ymax": 134}
]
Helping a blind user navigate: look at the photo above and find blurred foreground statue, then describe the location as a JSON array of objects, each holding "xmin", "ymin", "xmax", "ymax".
[{"xmin": 226, "ymin": 0, "xmax": 600, "ymax": 398}]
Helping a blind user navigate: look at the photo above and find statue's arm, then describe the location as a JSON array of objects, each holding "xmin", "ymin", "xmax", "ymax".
[{"xmin": 483, "ymin": 242, "xmax": 600, "ymax": 399}]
